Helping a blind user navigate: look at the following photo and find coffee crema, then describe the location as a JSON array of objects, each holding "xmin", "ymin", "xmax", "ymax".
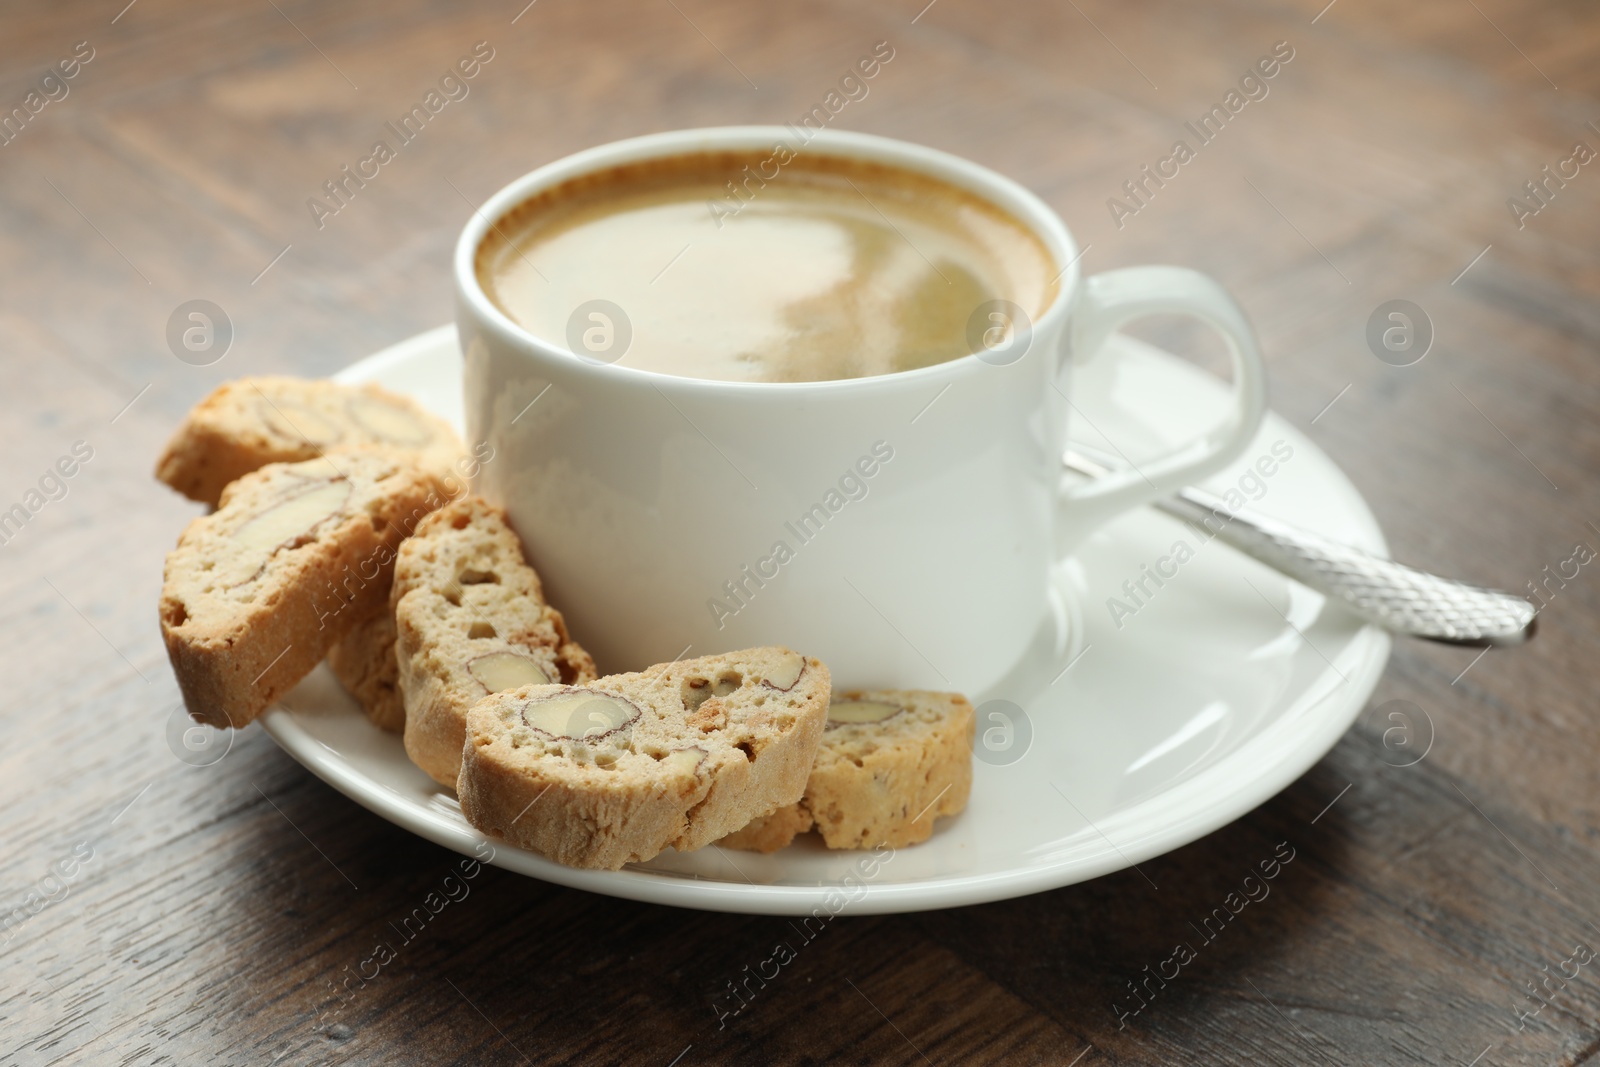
[{"xmin": 475, "ymin": 152, "xmax": 1057, "ymax": 383}]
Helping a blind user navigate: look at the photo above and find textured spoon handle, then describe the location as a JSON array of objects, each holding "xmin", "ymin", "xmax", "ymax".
[
  {"xmin": 1064, "ymin": 447, "xmax": 1537, "ymax": 647},
  {"xmin": 1163, "ymin": 493, "xmax": 1536, "ymax": 646}
]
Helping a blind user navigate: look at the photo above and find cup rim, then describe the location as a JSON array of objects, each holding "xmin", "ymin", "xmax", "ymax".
[{"xmin": 453, "ymin": 125, "xmax": 1081, "ymax": 393}]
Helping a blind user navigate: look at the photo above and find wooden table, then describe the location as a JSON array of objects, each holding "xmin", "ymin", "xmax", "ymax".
[{"xmin": 4, "ymin": 0, "xmax": 1597, "ymax": 1063}]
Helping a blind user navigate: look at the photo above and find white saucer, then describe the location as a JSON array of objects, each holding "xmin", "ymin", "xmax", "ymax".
[{"xmin": 260, "ymin": 326, "xmax": 1390, "ymax": 915}]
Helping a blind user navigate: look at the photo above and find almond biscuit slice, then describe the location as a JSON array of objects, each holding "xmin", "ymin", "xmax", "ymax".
[
  {"xmin": 152, "ymin": 375, "xmax": 470, "ymax": 726},
  {"xmin": 155, "ymin": 376, "xmax": 468, "ymax": 508},
  {"xmin": 459, "ymin": 647, "xmax": 830, "ymax": 870},
  {"xmin": 716, "ymin": 803, "xmax": 816, "ymax": 854},
  {"xmin": 720, "ymin": 689, "xmax": 974, "ymax": 852},
  {"xmin": 392, "ymin": 495, "xmax": 597, "ymax": 787},
  {"xmin": 159, "ymin": 451, "xmax": 448, "ymax": 729},
  {"xmin": 327, "ymin": 610, "xmax": 404, "ymax": 732}
]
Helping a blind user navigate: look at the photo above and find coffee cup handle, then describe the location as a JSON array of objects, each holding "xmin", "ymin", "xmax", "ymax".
[{"xmin": 1055, "ymin": 265, "xmax": 1269, "ymax": 553}]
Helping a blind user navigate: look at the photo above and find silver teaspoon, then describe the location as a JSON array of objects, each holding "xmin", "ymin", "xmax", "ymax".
[{"xmin": 1063, "ymin": 444, "xmax": 1536, "ymax": 647}]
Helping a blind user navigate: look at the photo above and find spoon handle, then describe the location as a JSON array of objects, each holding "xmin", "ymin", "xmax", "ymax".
[{"xmin": 1064, "ymin": 447, "xmax": 1536, "ymax": 647}]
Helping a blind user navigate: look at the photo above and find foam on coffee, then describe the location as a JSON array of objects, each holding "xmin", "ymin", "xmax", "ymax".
[{"xmin": 476, "ymin": 152, "xmax": 1057, "ymax": 383}]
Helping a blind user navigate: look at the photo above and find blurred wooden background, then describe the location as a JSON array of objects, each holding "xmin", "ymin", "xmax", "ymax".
[{"xmin": 2, "ymin": 0, "xmax": 1598, "ymax": 1063}]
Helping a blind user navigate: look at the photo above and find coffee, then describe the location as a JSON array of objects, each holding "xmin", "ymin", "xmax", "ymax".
[{"xmin": 475, "ymin": 151, "xmax": 1057, "ymax": 382}]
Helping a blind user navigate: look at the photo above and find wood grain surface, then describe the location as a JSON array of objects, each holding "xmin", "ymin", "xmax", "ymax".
[{"xmin": 3, "ymin": 0, "xmax": 1598, "ymax": 1064}]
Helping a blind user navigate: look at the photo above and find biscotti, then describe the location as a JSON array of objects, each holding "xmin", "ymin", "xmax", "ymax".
[
  {"xmin": 155, "ymin": 376, "xmax": 471, "ymax": 508},
  {"xmin": 327, "ymin": 610, "xmax": 404, "ymax": 732},
  {"xmin": 159, "ymin": 451, "xmax": 449, "ymax": 729},
  {"xmin": 717, "ymin": 803, "xmax": 815, "ymax": 854},
  {"xmin": 458, "ymin": 647, "xmax": 830, "ymax": 869},
  {"xmin": 392, "ymin": 495, "xmax": 598, "ymax": 787},
  {"xmin": 150, "ymin": 375, "xmax": 479, "ymax": 726},
  {"xmin": 720, "ymin": 689, "xmax": 974, "ymax": 852}
]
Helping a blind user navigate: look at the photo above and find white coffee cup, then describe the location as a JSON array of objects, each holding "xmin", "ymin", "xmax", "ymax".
[{"xmin": 455, "ymin": 126, "xmax": 1267, "ymax": 695}]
